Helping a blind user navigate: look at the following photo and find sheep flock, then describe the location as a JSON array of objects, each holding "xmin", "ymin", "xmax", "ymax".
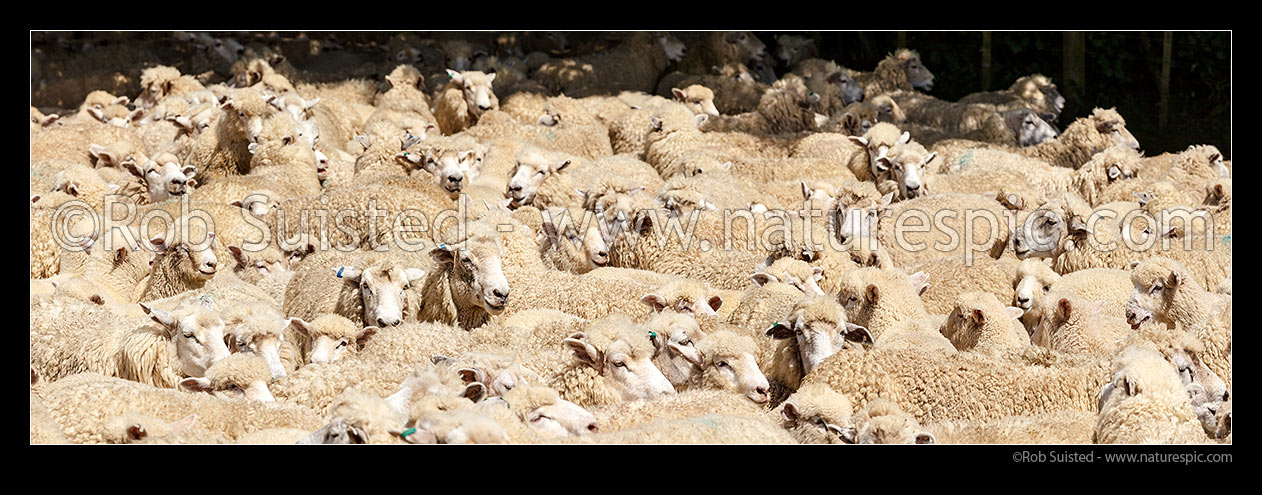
[{"xmin": 30, "ymin": 31, "xmax": 1231, "ymax": 445}]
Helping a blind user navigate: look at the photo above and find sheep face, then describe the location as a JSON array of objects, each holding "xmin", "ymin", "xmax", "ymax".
[
  {"xmin": 1003, "ymin": 109, "xmax": 1060, "ymax": 147},
  {"xmin": 1095, "ymin": 117, "xmax": 1140, "ymax": 152},
  {"xmin": 646, "ymin": 313, "xmax": 705, "ymax": 386},
  {"xmin": 775, "ymin": 35, "xmax": 816, "ymax": 67},
  {"xmin": 228, "ymin": 319, "xmax": 288, "ymax": 379},
  {"xmin": 507, "ymin": 150, "xmax": 570, "ymax": 206},
  {"xmin": 150, "ymin": 231, "xmax": 219, "ymax": 281},
  {"xmin": 541, "ymin": 208, "xmax": 609, "ymax": 272},
  {"xmin": 1124, "ymin": 262, "xmax": 1186, "ymax": 330},
  {"xmin": 695, "ymin": 332, "xmax": 771, "ymax": 404},
  {"xmin": 656, "ymin": 32, "xmax": 686, "ymax": 62},
  {"xmin": 336, "ymin": 264, "xmax": 426, "ymax": 327},
  {"xmin": 523, "ymin": 397, "xmax": 599, "ymax": 438},
  {"xmin": 671, "ymin": 86, "xmax": 720, "ymax": 117},
  {"xmin": 222, "ymin": 95, "xmax": 270, "ymax": 144},
  {"xmin": 447, "ymin": 70, "xmax": 498, "ymax": 117},
  {"xmin": 878, "ymin": 147, "xmax": 934, "ymax": 200},
  {"xmin": 126, "ymin": 159, "xmax": 196, "ymax": 203},
  {"xmin": 1166, "ymin": 347, "xmax": 1229, "ymax": 434},
  {"xmin": 829, "ymin": 71, "xmax": 865, "ymax": 106},
  {"xmin": 834, "ymin": 192, "xmax": 892, "ymax": 246},
  {"xmin": 141, "ymin": 303, "xmax": 231, "ymax": 378},
  {"xmin": 767, "ymin": 313, "xmax": 848, "ymax": 376},
  {"xmin": 567, "ymin": 332, "xmax": 676, "ymax": 402},
  {"xmin": 431, "ymin": 237, "xmax": 510, "ymax": 315},
  {"xmin": 290, "ymin": 317, "xmax": 379, "ymax": 364},
  {"xmin": 181, "ymin": 372, "xmax": 276, "ymax": 403},
  {"xmin": 899, "ymin": 54, "xmax": 935, "ymax": 92},
  {"xmin": 641, "ymin": 283, "xmax": 723, "ymax": 317},
  {"xmin": 752, "ymin": 265, "xmax": 826, "ymax": 297},
  {"xmin": 723, "ymin": 31, "xmax": 767, "ymax": 62},
  {"xmin": 1011, "ymin": 208, "xmax": 1066, "ymax": 259},
  {"xmin": 781, "ymin": 400, "xmax": 855, "ymax": 444},
  {"xmin": 299, "ymin": 419, "xmax": 368, "ymax": 444},
  {"xmin": 1012, "ymin": 259, "xmax": 1057, "ymax": 315},
  {"xmin": 422, "ymin": 146, "xmax": 484, "ymax": 197}
]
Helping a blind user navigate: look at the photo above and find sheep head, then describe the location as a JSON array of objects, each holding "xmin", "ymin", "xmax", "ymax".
[
  {"xmin": 331, "ymin": 262, "xmax": 426, "ymax": 327},
  {"xmin": 429, "ymin": 234, "xmax": 510, "ymax": 316}
]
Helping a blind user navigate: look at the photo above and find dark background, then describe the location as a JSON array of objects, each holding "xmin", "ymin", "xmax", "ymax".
[
  {"xmin": 765, "ymin": 31, "xmax": 1230, "ymax": 158},
  {"xmin": 31, "ymin": 31, "xmax": 1231, "ymax": 159}
]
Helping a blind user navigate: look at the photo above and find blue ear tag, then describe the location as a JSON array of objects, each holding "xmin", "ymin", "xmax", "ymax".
[{"xmin": 337, "ymin": 267, "xmax": 344, "ymax": 278}]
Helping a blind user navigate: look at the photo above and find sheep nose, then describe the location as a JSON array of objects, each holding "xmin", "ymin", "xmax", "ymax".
[
  {"xmin": 478, "ymin": 104, "xmax": 491, "ymax": 111},
  {"xmin": 1223, "ymin": 391, "xmax": 1230, "ymax": 401},
  {"xmin": 587, "ymin": 423, "xmax": 599, "ymax": 433},
  {"xmin": 448, "ymin": 176, "xmax": 463, "ymax": 185},
  {"xmin": 508, "ymin": 184, "xmax": 521, "ymax": 192},
  {"xmin": 596, "ymin": 250, "xmax": 608, "ymax": 258},
  {"xmin": 1016, "ymin": 296, "xmax": 1030, "ymax": 304},
  {"xmin": 1125, "ymin": 310, "xmax": 1136, "ymax": 323},
  {"xmin": 205, "ymin": 261, "xmax": 217, "ymax": 269},
  {"xmin": 492, "ymin": 288, "xmax": 508, "ymax": 301},
  {"xmin": 377, "ymin": 317, "xmax": 400, "ymax": 327}
]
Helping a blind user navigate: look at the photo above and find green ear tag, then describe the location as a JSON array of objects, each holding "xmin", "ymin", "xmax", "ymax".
[{"xmin": 399, "ymin": 427, "xmax": 416, "ymax": 439}]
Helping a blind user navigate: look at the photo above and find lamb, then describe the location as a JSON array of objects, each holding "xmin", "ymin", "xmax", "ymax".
[
  {"xmin": 395, "ymin": 133, "xmax": 486, "ymax": 198},
  {"xmin": 1093, "ymin": 344, "xmax": 1212, "ymax": 444},
  {"xmin": 852, "ymin": 49, "xmax": 935, "ymax": 97},
  {"xmin": 958, "ymin": 73, "xmax": 1066, "ymax": 122},
  {"xmin": 1125, "ymin": 257, "xmax": 1231, "ymax": 391},
  {"xmin": 282, "ymin": 250, "xmax": 428, "ymax": 328},
  {"xmin": 544, "ymin": 314, "xmax": 676, "ymax": 407},
  {"xmin": 432, "ymin": 69, "xmax": 498, "ymax": 135},
  {"xmin": 776, "ymin": 382, "xmax": 856, "ymax": 443},
  {"xmin": 939, "ymin": 291, "xmax": 1030, "ymax": 356},
  {"xmin": 531, "ymin": 31, "xmax": 684, "ymax": 97},
  {"xmin": 933, "ymin": 107, "xmax": 1141, "ymax": 170},
  {"xmin": 30, "ymin": 297, "xmax": 231, "ymax": 388},
  {"xmin": 177, "ymin": 352, "xmax": 276, "ymax": 402}
]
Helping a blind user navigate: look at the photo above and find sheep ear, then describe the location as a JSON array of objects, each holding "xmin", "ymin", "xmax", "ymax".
[
  {"xmin": 897, "ymin": 131, "xmax": 911, "ymax": 145},
  {"xmin": 907, "ymin": 271, "xmax": 929, "ymax": 290},
  {"xmin": 719, "ymin": 161, "xmax": 731, "ymax": 172},
  {"xmin": 429, "ymin": 244, "xmax": 457, "ymax": 266},
  {"xmin": 765, "ymin": 321, "xmax": 794, "ymax": 340},
  {"xmin": 914, "ymin": 432, "xmax": 936, "ymax": 444},
  {"xmin": 446, "ymin": 69, "xmax": 463, "ymax": 85},
  {"xmin": 179, "ymin": 377, "xmax": 213, "ymax": 393},
  {"xmin": 562, "ymin": 333, "xmax": 602, "ymax": 372},
  {"xmin": 227, "ymin": 245, "xmax": 248, "ymax": 265},
  {"xmin": 836, "ymin": 425, "xmax": 858, "ymax": 444},
  {"xmin": 123, "ymin": 160, "xmax": 145, "ymax": 178},
  {"xmin": 404, "ymin": 268, "xmax": 426, "ymax": 284},
  {"xmin": 1056, "ymin": 298, "xmax": 1073, "ymax": 322},
  {"xmin": 671, "ymin": 87, "xmax": 686, "ymax": 100},
  {"xmin": 751, "ymin": 272, "xmax": 778, "ymax": 287},
  {"xmin": 971, "ymin": 309, "xmax": 985, "ymax": 325},
  {"xmin": 485, "ymin": 72, "xmax": 495, "ymax": 83},
  {"xmin": 673, "ymin": 343, "xmax": 705, "ymax": 367},
  {"xmin": 126, "ymin": 424, "xmax": 148, "ymax": 441},
  {"xmin": 182, "ymin": 166, "xmax": 197, "ymax": 181},
  {"xmin": 1005, "ymin": 307, "xmax": 1025, "ymax": 320},
  {"xmin": 1168, "ymin": 269, "xmax": 1183, "ymax": 287},
  {"xmin": 462, "ymin": 382, "xmax": 487, "ymax": 402},
  {"xmin": 139, "ymin": 303, "xmax": 177, "ymax": 330},
  {"xmin": 879, "ymin": 191, "xmax": 896, "ymax": 209},
  {"xmin": 1122, "ymin": 376, "xmax": 1139, "ymax": 397},
  {"xmin": 641, "ymin": 293, "xmax": 668, "ymax": 312},
  {"xmin": 86, "ymin": 106, "xmax": 105, "ymax": 121},
  {"xmin": 332, "ymin": 266, "xmax": 362, "ymax": 282},
  {"xmin": 800, "ymin": 181, "xmax": 812, "ymax": 200},
  {"xmin": 167, "ymin": 414, "xmax": 198, "ymax": 435},
  {"xmin": 356, "ymin": 326, "xmax": 379, "ymax": 347},
  {"xmin": 922, "ymin": 151, "xmax": 938, "ymax": 165},
  {"xmin": 864, "ymin": 283, "xmax": 880, "ymax": 304},
  {"xmin": 706, "ymin": 295, "xmax": 723, "ymax": 312},
  {"xmin": 1128, "ymin": 260, "xmax": 1141, "ymax": 270},
  {"xmin": 555, "ymin": 159, "xmax": 572, "ymax": 172},
  {"xmin": 457, "ymin": 368, "xmax": 486, "ymax": 385},
  {"xmin": 694, "ymin": 113, "xmax": 709, "ymax": 127},
  {"xmin": 842, "ymin": 322, "xmax": 874, "ymax": 345},
  {"xmin": 287, "ymin": 317, "xmax": 312, "ymax": 337},
  {"xmin": 781, "ymin": 402, "xmax": 799, "ymax": 422},
  {"xmin": 848, "ymin": 135, "xmax": 869, "ymax": 147}
]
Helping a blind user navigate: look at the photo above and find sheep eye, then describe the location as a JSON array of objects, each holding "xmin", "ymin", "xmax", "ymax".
[
  {"xmin": 1042, "ymin": 285, "xmax": 1050, "ymax": 292},
  {"xmin": 1151, "ymin": 284, "xmax": 1163, "ymax": 294},
  {"xmin": 680, "ymin": 339, "xmax": 692, "ymax": 346},
  {"xmin": 530, "ymin": 415, "xmax": 549, "ymax": 423},
  {"xmin": 462, "ymin": 257, "xmax": 472, "ymax": 264},
  {"xmin": 716, "ymin": 361, "xmax": 728, "ymax": 368},
  {"xmin": 613, "ymin": 361, "xmax": 626, "ymax": 368},
  {"xmin": 337, "ymin": 340, "xmax": 348, "ymax": 348}
]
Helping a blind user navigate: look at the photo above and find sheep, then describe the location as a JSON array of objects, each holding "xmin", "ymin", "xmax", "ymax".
[
  {"xmin": 50, "ymin": 223, "xmax": 152, "ymax": 304},
  {"xmin": 848, "ymin": 398, "xmax": 936, "ymax": 444},
  {"xmin": 676, "ymin": 31, "xmax": 767, "ymax": 75},
  {"xmin": 827, "ymin": 94, "xmax": 906, "ymax": 136},
  {"xmin": 644, "ymin": 311, "xmax": 707, "ymax": 388},
  {"xmin": 220, "ymin": 301, "xmax": 291, "ymax": 379},
  {"xmin": 537, "ymin": 206, "xmax": 610, "ymax": 273},
  {"xmin": 417, "ymin": 227, "xmax": 512, "ymax": 330},
  {"xmin": 1125, "ymin": 257, "xmax": 1231, "ymax": 391},
  {"xmin": 853, "ymin": 49, "xmax": 935, "ymax": 97},
  {"xmin": 927, "ymin": 410, "xmax": 1096, "ymax": 444},
  {"xmin": 135, "ymin": 65, "xmax": 208, "ymax": 110},
  {"xmin": 506, "ymin": 146, "xmax": 660, "ymax": 209},
  {"xmin": 763, "ymin": 296, "xmax": 874, "ymax": 400},
  {"xmin": 940, "ymin": 291, "xmax": 1030, "ymax": 356},
  {"xmin": 31, "ymin": 122, "xmax": 144, "ymax": 168},
  {"xmin": 873, "ymin": 139, "xmax": 940, "ymax": 200},
  {"xmin": 394, "ymin": 133, "xmax": 486, "ymax": 198},
  {"xmin": 699, "ymin": 75, "xmax": 826, "ymax": 136},
  {"xmin": 958, "ymin": 73, "xmax": 1066, "ymax": 122},
  {"xmin": 1014, "ymin": 261, "xmax": 1133, "ymax": 332},
  {"xmin": 432, "ymin": 69, "xmax": 498, "ymax": 135},
  {"xmin": 801, "ymin": 344, "xmax": 1112, "ymax": 424},
  {"xmin": 121, "ymin": 151, "xmax": 198, "ymax": 205},
  {"xmin": 282, "ymin": 250, "xmax": 427, "ymax": 329},
  {"xmin": 177, "ymin": 352, "xmax": 276, "ymax": 402},
  {"xmin": 908, "ymin": 255, "xmax": 1020, "ymax": 315},
  {"xmin": 462, "ymin": 384, "xmax": 601, "ymax": 441},
  {"xmin": 135, "ymin": 219, "xmax": 222, "ymax": 302},
  {"xmin": 655, "ymin": 70, "xmax": 766, "ymax": 115},
  {"xmin": 834, "ymin": 268, "xmax": 955, "ymax": 354},
  {"xmin": 675, "ymin": 327, "xmax": 772, "ymax": 404},
  {"xmin": 96, "ymin": 412, "xmax": 228, "ymax": 444},
  {"xmin": 269, "ymin": 357, "xmax": 417, "ymax": 414},
  {"xmin": 183, "ymin": 87, "xmax": 277, "ymax": 183},
  {"xmin": 775, "ymin": 382, "xmax": 856, "ymax": 443},
  {"xmin": 1093, "ymin": 344, "xmax": 1212, "ymax": 444},
  {"xmin": 934, "ymin": 107, "xmax": 1140, "ymax": 170},
  {"xmin": 602, "ymin": 207, "xmax": 772, "ymax": 290},
  {"xmin": 532, "ymin": 31, "xmax": 684, "ymax": 97},
  {"xmin": 545, "ymin": 314, "xmax": 676, "ymax": 407},
  {"xmin": 560, "ymin": 414, "xmax": 796, "ymax": 444}
]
